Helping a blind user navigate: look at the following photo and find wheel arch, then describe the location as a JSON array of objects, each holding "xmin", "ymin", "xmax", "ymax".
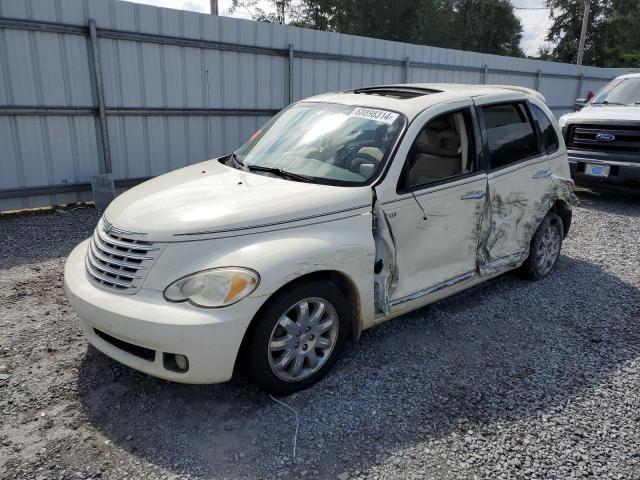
[
  {"xmin": 233, "ymin": 270, "xmax": 362, "ymax": 376},
  {"xmin": 550, "ymin": 198, "xmax": 572, "ymax": 238}
]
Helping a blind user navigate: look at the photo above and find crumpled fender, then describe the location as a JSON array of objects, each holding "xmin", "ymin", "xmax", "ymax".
[{"xmin": 475, "ymin": 170, "xmax": 577, "ymax": 276}]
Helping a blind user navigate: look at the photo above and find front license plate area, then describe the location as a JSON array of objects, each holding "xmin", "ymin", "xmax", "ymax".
[{"xmin": 585, "ymin": 163, "xmax": 610, "ymax": 177}]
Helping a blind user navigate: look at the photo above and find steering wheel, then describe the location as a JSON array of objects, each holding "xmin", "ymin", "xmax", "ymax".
[
  {"xmin": 348, "ymin": 149, "xmax": 382, "ymax": 174},
  {"xmin": 334, "ymin": 144, "xmax": 360, "ymax": 168}
]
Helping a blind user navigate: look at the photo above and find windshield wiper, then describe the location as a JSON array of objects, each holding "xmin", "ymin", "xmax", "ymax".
[
  {"xmin": 245, "ymin": 164, "xmax": 314, "ymax": 183},
  {"xmin": 228, "ymin": 152, "xmax": 245, "ymax": 170}
]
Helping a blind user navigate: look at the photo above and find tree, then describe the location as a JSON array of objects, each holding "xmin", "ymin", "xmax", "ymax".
[
  {"xmin": 294, "ymin": 0, "xmax": 522, "ymax": 56},
  {"xmin": 231, "ymin": 0, "xmax": 524, "ymax": 58},
  {"xmin": 545, "ymin": 0, "xmax": 610, "ymax": 65},
  {"xmin": 545, "ymin": 0, "xmax": 640, "ymax": 66},
  {"xmin": 600, "ymin": 0, "xmax": 640, "ymax": 67},
  {"xmin": 535, "ymin": 44, "xmax": 554, "ymax": 61},
  {"xmin": 230, "ymin": 0, "xmax": 297, "ymax": 24},
  {"xmin": 451, "ymin": 0, "xmax": 523, "ymax": 56}
]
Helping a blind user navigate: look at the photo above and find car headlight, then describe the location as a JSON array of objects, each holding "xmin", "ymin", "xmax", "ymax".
[{"xmin": 164, "ymin": 267, "xmax": 259, "ymax": 308}]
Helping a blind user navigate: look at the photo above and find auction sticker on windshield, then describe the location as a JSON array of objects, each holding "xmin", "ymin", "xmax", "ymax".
[{"xmin": 350, "ymin": 106, "xmax": 399, "ymax": 124}]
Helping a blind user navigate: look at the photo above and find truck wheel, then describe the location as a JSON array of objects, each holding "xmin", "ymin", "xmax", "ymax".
[
  {"xmin": 522, "ymin": 212, "xmax": 564, "ymax": 280},
  {"xmin": 246, "ymin": 280, "xmax": 350, "ymax": 394}
]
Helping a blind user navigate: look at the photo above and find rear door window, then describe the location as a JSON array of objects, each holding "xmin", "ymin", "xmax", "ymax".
[
  {"xmin": 530, "ymin": 104, "xmax": 560, "ymax": 154},
  {"xmin": 481, "ymin": 103, "xmax": 539, "ymax": 169}
]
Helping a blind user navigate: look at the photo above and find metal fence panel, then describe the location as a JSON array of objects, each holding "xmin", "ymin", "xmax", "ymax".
[{"xmin": 0, "ymin": 0, "xmax": 630, "ymax": 211}]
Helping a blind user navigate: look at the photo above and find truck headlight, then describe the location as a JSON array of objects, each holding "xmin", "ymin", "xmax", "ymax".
[
  {"xmin": 164, "ymin": 267, "xmax": 259, "ymax": 308},
  {"xmin": 558, "ymin": 114, "xmax": 567, "ymax": 129}
]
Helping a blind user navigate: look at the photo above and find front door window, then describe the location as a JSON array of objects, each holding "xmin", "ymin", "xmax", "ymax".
[{"xmin": 400, "ymin": 110, "xmax": 476, "ymax": 191}]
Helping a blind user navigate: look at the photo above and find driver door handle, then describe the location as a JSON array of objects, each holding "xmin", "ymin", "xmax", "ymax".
[{"xmin": 460, "ymin": 191, "xmax": 485, "ymax": 200}]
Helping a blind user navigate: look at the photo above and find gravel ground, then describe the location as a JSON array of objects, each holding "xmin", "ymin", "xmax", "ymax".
[{"xmin": 1, "ymin": 188, "xmax": 639, "ymax": 480}]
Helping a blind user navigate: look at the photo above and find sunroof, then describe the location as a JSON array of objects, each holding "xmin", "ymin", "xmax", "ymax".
[{"xmin": 353, "ymin": 86, "xmax": 440, "ymax": 99}]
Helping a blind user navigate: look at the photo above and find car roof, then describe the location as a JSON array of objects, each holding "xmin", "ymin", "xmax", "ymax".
[
  {"xmin": 614, "ymin": 72, "xmax": 640, "ymax": 80},
  {"xmin": 303, "ymin": 83, "xmax": 546, "ymax": 121}
]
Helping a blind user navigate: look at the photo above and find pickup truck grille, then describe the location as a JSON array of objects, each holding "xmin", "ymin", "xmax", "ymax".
[
  {"xmin": 568, "ymin": 123, "xmax": 640, "ymax": 154},
  {"xmin": 85, "ymin": 220, "xmax": 160, "ymax": 294}
]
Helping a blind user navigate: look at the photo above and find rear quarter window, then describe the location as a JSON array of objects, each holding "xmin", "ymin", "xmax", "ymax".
[
  {"xmin": 482, "ymin": 103, "xmax": 539, "ymax": 169},
  {"xmin": 530, "ymin": 104, "xmax": 560, "ymax": 154}
]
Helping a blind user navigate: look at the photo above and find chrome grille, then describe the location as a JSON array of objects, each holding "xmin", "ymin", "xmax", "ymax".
[
  {"xmin": 85, "ymin": 219, "xmax": 160, "ymax": 294},
  {"xmin": 568, "ymin": 123, "xmax": 640, "ymax": 154}
]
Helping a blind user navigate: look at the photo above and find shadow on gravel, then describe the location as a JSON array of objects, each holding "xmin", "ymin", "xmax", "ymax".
[
  {"xmin": 76, "ymin": 254, "xmax": 640, "ymax": 478},
  {"xmin": 575, "ymin": 187, "xmax": 640, "ymax": 217}
]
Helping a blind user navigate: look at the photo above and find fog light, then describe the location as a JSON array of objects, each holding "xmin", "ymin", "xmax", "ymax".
[
  {"xmin": 175, "ymin": 354, "xmax": 188, "ymax": 371},
  {"xmin": 163, "ymin": 352, "xmax": 189, "ymax": 373}
]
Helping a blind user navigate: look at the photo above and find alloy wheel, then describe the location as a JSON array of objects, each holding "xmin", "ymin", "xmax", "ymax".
[
  {"xmin": 267, "ymin": 297, "xmax": 339, "ymax": 382},
  {"xmin": 536, "ymin": 223, "xmax": 561, "ymax": 275}
]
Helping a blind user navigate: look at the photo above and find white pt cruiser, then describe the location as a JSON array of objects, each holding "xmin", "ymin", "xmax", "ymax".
[{"xmin": 65, "ymin": 84, "xmax": 576, "ymax": 394}]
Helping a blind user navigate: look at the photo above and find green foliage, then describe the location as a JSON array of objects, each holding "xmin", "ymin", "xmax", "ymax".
[
  {"xmin": 450, "ymin": 0, "xmax": 523, "ymax": 57},
  {"xmin": 545, "ymin": 0, "xmax": 640, "ymax": 66},
  {"xmin": 232, "ymin": 0, "xmax": 524, "ymax": 58}
]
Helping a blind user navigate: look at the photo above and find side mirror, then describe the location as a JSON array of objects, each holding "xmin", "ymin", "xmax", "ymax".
[{"xmin": 574, "ymin": 98, "xmax": 587, "ymax": 111}]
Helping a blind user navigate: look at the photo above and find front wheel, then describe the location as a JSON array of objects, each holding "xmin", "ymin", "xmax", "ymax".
[
  {"xmin": 521, "ymin": 212, "xmax": 564, "ymax": 280},
  {"xmin": 246, "ymin": 280, "xmax": 350, "ymax": 394}
]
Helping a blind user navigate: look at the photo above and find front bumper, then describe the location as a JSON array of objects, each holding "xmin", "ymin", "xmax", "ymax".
[
  {"xmin": 64, "ymin": 240, "xmax": 266, "ymax": 384},
  {"xmin": 568, "ymin": 150, "xmax": 640, "ymax": 185}
]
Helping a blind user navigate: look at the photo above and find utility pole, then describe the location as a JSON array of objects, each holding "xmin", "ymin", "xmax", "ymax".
[
  {"xmin": 576, "ymin": 0, "xmax": 591, "ymax": 65},
  {"xmin": 210, "ymin": 0, "xmax": 218, "ymax": 15}
]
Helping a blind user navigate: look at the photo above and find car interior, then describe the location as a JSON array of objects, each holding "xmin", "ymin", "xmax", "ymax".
[
  {"xmin": 403, "ymin": 111, "xmax": 472, "ymax": 188},
  {"xmin": 349, "ymin": 125, "xmax": 389, "ymax": 177}
]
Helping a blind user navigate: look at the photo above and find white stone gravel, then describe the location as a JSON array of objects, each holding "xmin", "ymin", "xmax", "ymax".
[{"xmin": 0, "ymin": 188, "xmax": 639, "ymax": 480}]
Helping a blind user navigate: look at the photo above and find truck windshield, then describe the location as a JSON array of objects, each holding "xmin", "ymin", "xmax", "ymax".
[
  {"xmin": 590, "ymin": 77, "xmax": 640, "ymax": 106},
  {"xmin": 233, "ymin": 102, "xmax": 405, "ymax": 186}
]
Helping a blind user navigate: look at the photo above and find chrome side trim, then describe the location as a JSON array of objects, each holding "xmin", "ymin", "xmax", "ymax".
[
  {"xmin": 388, "ymin": 271, "xmax": 476, "ymax": 307},
  {"xmin": 173, "ymin": 203, "xmax": 371, "ymax": 236}
]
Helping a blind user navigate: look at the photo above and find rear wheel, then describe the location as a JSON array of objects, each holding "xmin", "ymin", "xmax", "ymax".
[
  {"xmin": 522, "ymin": 212, "xmax": 564, "ymax": 280},
  {"xmin": 246, "ymin": 280, "xmax": 350, "ymax": 394}
]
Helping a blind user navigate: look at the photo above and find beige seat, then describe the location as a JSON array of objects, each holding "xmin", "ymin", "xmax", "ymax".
[{"xmin": 408, "ymin": 117, "xmax": 463, "ymax": 186}]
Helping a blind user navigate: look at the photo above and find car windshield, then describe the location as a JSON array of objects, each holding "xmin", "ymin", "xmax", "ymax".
[
  {"xmin": 590, "ymin": 77, "xmax": 640, "ymax": 106},
  {"xmin": 233, "ymin": 102, "xmax": 405, "ymax": 185}
]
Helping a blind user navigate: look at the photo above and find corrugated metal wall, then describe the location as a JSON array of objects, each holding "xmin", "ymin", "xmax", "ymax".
[{"xmin": 0, "ymin": 0, "xmax": 627, "ymax": 211}]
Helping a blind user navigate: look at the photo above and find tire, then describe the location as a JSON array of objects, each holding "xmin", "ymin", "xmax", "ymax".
[
  {"xmin": 521, "ymin": 212, "xmax": 564, "ymax": 280},
  {"xmin": 246, "ymin": 280, "xmax": 350, "ymax": 394}
]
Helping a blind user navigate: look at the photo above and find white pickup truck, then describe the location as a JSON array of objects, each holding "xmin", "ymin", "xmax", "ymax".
[{"xmin": 559, "ymin": 73, "xmax": 640, "ymax": 187}]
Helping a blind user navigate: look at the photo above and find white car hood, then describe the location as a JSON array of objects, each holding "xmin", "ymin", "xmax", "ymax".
[
  {"xmin": 563, "ymin": 105, "xmax": 640, "ymax": 123},
  {"xmin": 104, "ymin": 159, "xmax": 373, "ymax": 242}
]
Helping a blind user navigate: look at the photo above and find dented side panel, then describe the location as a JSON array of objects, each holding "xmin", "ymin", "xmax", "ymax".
[
  {"xmin": 477, "ymin": 157, "xmax": 555, "ymax": 275},
  {"xmin": 548, "ymin": 151, "xmax": 579, "ymax": 209},
  {"xmin": 372, "ymin": 201, "xmax": 398, "ymax": 317},
  {"xmin": 476, "ymin": 149, "xmax": 577, "ymax": 275},
  {"xmin": 375, "ymin": 175, "xmax": 488, "ymax": 311}
]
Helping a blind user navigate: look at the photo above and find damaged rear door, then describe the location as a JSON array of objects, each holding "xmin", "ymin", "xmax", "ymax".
[
  {"xmin": 373, "ymin": 101, "xmax": 487, "ymax": 314},
  {"xmin": 474, "ymin": 100, "xmax": 555, "ymax": 274}
]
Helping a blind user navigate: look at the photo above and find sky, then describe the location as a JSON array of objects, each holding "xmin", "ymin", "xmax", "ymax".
[{"xmin": 121, "ymin": 0, "xmax": 552, "ymax": 57}]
